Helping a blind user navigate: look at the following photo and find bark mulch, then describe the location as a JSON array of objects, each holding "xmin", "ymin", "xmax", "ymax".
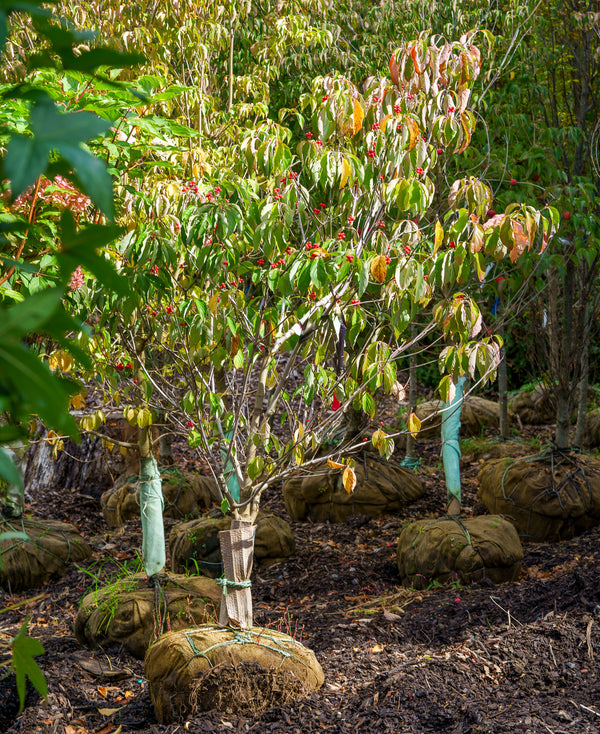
[{"xmin": 2, "ymin": 429, "xmax": 600, "ymax": 734}]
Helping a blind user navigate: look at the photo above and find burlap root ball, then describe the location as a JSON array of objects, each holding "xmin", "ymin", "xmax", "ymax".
[
  {"xmin": 169, "ymin": 510, "xmax": 295, "ymax": 577},
  {"xmin": 477, "ymin": 451, "xmax": 600, "ymax": 542},
  {"xmin": 403, "ymin": 396, "xmax": 510, "ymax": 440},
  {"xmin": 581, "ymin": 410, "xmax": 600, "ymax": 449},
  {"xmin": 397, "ymin": 515, "xmax": 523, "ymax": 589},
  {"xmin": 145, "ymin": 624, "xmax": 325, "ymax": 723},
  {"xmin": 75, "ymin": 573, "xmax": 221, "ymax": 658},
  {"xmin": 283, "ymin": 455, "xmax": 425, "ymax": 523},
  {"xmin": 101, "ymin": 468, "xmax": 217, "ymax": 527},
  {"xmin": 0, "ymin": 516, "xmax": 92, "ymax": 591},
  {"xmin": 508, "ymin": 385, "xmax": 555, "ymax": 425}
]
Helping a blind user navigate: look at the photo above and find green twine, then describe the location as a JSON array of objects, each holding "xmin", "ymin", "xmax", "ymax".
[
  {"xmin": 216, "ymin": 577, "xmax": 252, "ymax": 596},
  {"xmin": 182, "ymin": 624, "xmax": 321, "ymax": 685}
]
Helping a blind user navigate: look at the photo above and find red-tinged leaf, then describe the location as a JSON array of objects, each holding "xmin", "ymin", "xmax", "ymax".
[
  {"xmin": 457, "ymin": 112, "xmax": 472, "ymax": 154},
  {"xmin": 389, "ymin": 52, "xmax": 399, "ymax": 87},
  {"xmin": 483, "ymin": 213, "xmax": 505, "ymax": 230}
]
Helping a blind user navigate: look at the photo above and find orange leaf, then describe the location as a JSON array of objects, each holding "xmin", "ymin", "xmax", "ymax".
[
  {"xmin": 97, "ymin": 685, "xmax": 108, "ymax": 698},
  {"xmin": 327, "ymin": 459, "xmax": 345, "ymax": 470},
  {"xmin": 370, "ymin": 255, "xmax": 388, "ymax": 283},
  {"xmin": 406, "ymin": 117, "xmax": 420, "ymax": 150},
  {"xmin": 410, "ymin": 45, "xmax": 422, "ymax": 74},
  {"xmin": 509, "ymin": 220, "xmax": 529, "ymax": 263}
]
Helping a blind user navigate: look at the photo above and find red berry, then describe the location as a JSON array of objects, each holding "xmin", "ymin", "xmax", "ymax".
[
  {"xmin": 487, "ymin": 209, "xmax": 496, "ymax": 218},
  {"xmin": 510, "ymin": 178, "xmax": 517, "ymax": 186},
  {"xmin": 437, "ymin": 147, "xmax": 443, "ymax": 154},
  {"xmin": 532, "ymin": 173, "xmax": 540, "ymax": 182},
  {"xmin": 563, "ymin": 211, "xmax": 571, "ymax": 220}
]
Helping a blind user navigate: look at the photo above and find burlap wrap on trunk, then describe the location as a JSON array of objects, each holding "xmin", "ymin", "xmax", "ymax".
[
  {"xmin": 477, "ymin": 451, "xmax": 600, "ymax": 542},
  {"xmin": 101, "ymin": 468, "xmax": 216, "ymax": 527},
  {"xmin": 218, "ymin": 520, "xmax": 255, "ymax": 629},
  {"xmin": 406, "ymin": 396, "xmax": 511, "ymax": 440},
  {"xmin": 397, "ymin": 515, "xmax": 523, "ymax": 589},
  {"xmin": 169, "ymin": 510, "xmax": 295, "ymax": 577},
  {"xmin": 0, "ymin": 515, "xmax": 92, "ymax": 591},
  {"xmin": 75, "ymin": 573, "xmax": 220, "ymax": 658},
  {"xmin": 144, "ymin": 624, "xmax": 325, "ymax": 722},
  {"xmin": 283, "ymin": 455, "xmax": 425, "ymax": 522},
  {"xmin": 508, "ymin": 385, "xmax": 556, "ymax": 425}
]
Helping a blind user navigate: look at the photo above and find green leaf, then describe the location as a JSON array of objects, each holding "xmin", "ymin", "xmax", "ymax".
[
  {"xmin": 0, "ymin": 447, "xmax": 23, "ymax": 491},
  {"xmin": 11, "ymin": 617, "xmax": 47, "ymax": 713},
  {"xmin": 4, "ymin": 135, "xmax": 49, "ymax": 197},
  {"xmin": 220, "ymin": 497, "xmax": 230, "ymax": 514},
  {"xmin": 0, "ymin": 289, "xmax": 62, "ymax": 341},
  {"xmin": 31, "ymin": 102, "xmax": 112, "ymax": 144},
  {"xmin": 358, "ymin": 259, "xmax": 369, "ymax": 297}
]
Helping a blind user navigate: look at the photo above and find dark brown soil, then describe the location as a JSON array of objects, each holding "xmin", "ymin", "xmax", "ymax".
[{"xmin": 2, "ymin": 428, "xmax": 600, "ymax": 734}]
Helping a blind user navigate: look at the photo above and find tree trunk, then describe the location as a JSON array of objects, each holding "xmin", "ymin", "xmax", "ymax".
[
  {"xmin": 574, "ymin": 330, "xmax": 589, "ymax": 448},
  {"xmin": 496, "ymin": 317, "xmax": 509, "ymax": 439},
  {"xmin": 404, "ymin": 323, "xmax": 419, "ymax": 462}
]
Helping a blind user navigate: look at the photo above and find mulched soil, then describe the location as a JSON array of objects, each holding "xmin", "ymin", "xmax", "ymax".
[{"xmin": 2, "ymin": 424, "xmax": 600, "ymax": 734}]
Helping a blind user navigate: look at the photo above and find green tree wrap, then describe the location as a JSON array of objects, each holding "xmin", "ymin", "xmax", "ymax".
[
  {"xmin": 441, "ymin": 375, "xmax": 466, "ymax": 508},
  {"xmin": 221, "ymin": 430, "xmax": 241, "ymax": 502},
  {"xmin": 139, "ymin": 455, "xmax": 166, "ymax": 577}
]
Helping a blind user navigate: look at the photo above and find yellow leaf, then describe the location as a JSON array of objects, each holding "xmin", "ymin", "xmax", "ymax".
[
  {"xmin": 98, "ymin": 707, "xmax": 122, "ymax": 716},
  {"xmin": 370, "ymin": 643, "xmax": 385, "ymax": 653},
  {"xmin": 103, "ymin": 440, "xmax": 115, "ymax": 452},
  {"xmin": 408, "ymin": 412, "xmax": 421, "ymax": 438},
  {"xmin": 371, "ymin": 428, "xmax": 386, "ymax": 449},
  {"xmin": 340, "ymin": 158, "xmax": 351, "ymax": 189},
  {"xmin": 352, "ymin": 98, "xmax": 364, "ymax": 136},
  {"xmin": 434, "ymin": 220, "xmax": 444, "ymax": 254},
  {"xmin": 342, "ymin": 466, "xmax": 357, "ymax": 494},
  {"xmin": 370, "ymin": 255, "xmax": 388, "ymax": 284},
  {"xmin": 379, "ymin": 114, "xmax": 392, "ymax": 132},
  {"xmin": 294, "ymin": 444, "xmax": 305, "ymax": 466},
  {"xmin": 209, "ymin": 293, "xmax": 220, "ymax": 316},
  {"xmin": 113, "ymin": 390, "xmax": 121, "ymax": 406},
  {"xmin": 70, "ymin": 392, "xmax": 86, "ymax": 410},
  {"xmin": 124, "ymin": 406, "xmax": 138, "ymax": 427},
  {"xmin": 48, "ymin": 350, "xmax": 74, "ymax": 373},
  {"xmin": 165, "ymin": 182, "xmax": 178, "ymax": 198},
  {"xmin": 136, "ymin": 408, "xmax": 153, "ymax": 428},
  {"xmin": 327, "ymin": 459, "xmax": 345, "ymax": 470},
  {"xmin": 293, "ymin": 420, "xmax": 304, "ymax": 443}
]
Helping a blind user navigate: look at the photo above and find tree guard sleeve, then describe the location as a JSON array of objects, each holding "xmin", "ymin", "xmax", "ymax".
[
  {"xmin": 441, "ymin": 375, "xmax": 467, "ymax": 509},
  {"xmin": 139, "ymin": 455, "xmax": 166, "ymax": 578}
]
